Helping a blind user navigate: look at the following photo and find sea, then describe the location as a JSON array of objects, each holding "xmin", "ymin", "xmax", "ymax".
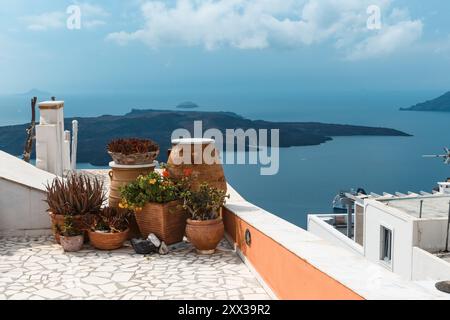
[{"xmin": 1, "ymin": 90, "xmax": 449, "ymax": 228}]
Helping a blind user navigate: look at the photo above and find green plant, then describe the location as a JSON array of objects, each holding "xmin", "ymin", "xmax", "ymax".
[
  {"xmin": 45, "ymin": 174, "xmax": 106, "ymax": 216},
  {"xmin": 120, "ymin": 171, "xmax": 182, "ymax": 210},
  {"xmin": 86, "ymin": 207, "xmax": 131, "ymax": 233},
  {"xmin": 107, "ymin": 138, "xmax": 159, "ymax": 155},
  {"xmin": 181, "ymin": 184, "xmax": 229, "ymax": 221},
  {"xmin": 59, "ymin": 216, "xmax": 83, "ymax": 237}
]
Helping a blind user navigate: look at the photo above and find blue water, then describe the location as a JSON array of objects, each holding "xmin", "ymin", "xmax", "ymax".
[{"xmin": 1, "ymin": 91, "xmax": 449, "ymax": 228}]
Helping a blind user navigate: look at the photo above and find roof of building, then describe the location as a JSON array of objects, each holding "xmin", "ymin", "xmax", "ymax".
[
  {"xmin": 378, "ymin": 195, "xmax": 450, "ymax": 219},
  {"xmin": 347, "ymin": 186, "xmax": 450, "ymax": 220}
]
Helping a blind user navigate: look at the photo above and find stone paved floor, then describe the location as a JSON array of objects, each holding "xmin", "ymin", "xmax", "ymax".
[{"xmin": 0, "ymin": 236, "xmax": 271, "ymax": 300}]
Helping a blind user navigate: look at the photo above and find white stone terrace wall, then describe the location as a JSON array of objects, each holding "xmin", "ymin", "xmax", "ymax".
[
  {"xmin": 307, "ymin": 214, "xmax": 364, "ymax": 256},
  {"xmin": 412, "ymin": 247, "xmax": 450, "ymax": 281},
  {"xmin": 0, "ymin": 178, "xmax": 51, "ymax": 236},
  {"xmin": 0, "ymin": 151, "xmax": 54, "ymax": 236}
]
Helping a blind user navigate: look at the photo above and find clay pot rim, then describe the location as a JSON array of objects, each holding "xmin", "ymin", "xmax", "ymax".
[
  {"xmin": 59, "ymin": 234, "xmax": 84, "ymax": 240},
  {"xmin": 141, "ymin": 200, "xmax": 181, "ymax": 207},
  {"xmin": 88, "ymin": 228, "xmax": 130, "ymax": 236},
  {"xmin": 187, "ymin": 217, "xmax": 223, "ymax": 226},
  {"xmin": 171, "ymin": 138, "xmax": 214, "ymax": 145}
]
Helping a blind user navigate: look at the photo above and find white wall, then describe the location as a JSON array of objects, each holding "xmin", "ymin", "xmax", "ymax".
[
  {"xmin": 307, "ymin": 215, "xmax": 364, "ymax": 256},
  {"xmin": 364, "ymin": 200, "xmax": 414, "ymax": 279},
  {"xmin": 412, "ymin": 247, "xmax": 450, "ymax": 281},
  {"xmin": 413, "ymin": 219, "xmax": 450, "ymax": 253},
  {"xmin": 0, "ymin": 178, "xmax": 51, "ymax": 236}
]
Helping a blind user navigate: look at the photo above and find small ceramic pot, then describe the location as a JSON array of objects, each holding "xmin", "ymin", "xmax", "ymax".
[{"xmin": 60, "ymin": 235, "xmax": 84, "ymax": 252}]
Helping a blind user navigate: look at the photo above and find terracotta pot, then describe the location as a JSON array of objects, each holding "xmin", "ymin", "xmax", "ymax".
[
  {"xmin": 49, "ymin": 213, "xmax": 88, "ymax": 244},
  {"xmin": 88, "ymin": 229, "xmax": 129, "ymax": 250},
  {"xmin": 185, "ymin": 218, "xmax": 224, "ymax": 254},
  {"xmin": 60, "ymin": 235, "xmax": 84, "ymax": 252},
  {"xmin": 167, "ymin": 138, "xmax": 227, "ymax": 192},
  {"xmin": 135, "ymin": 201, "xmax": 188, "ymax": 245},
  {"xmin": 108, "ymin": 163, "xmax": 156, "ymax": 208}
]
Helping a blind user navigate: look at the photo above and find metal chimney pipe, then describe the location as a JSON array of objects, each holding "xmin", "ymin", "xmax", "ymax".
[
  {"xmin": 446, "ymin": 201, "xmax": 450, "ymax": 252},
  {"xmin": 419, "ymin": 200, "xmax": 424, "ymax": 218}
]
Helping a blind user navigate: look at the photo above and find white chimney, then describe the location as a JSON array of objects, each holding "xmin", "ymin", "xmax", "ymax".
[
  {"xmin": 439, "ymin": 182, "xmax": 450, "ymax": 194},
  {"xmin": 35, "ymin": 101, "xmax": 70, "ymax": 176}
]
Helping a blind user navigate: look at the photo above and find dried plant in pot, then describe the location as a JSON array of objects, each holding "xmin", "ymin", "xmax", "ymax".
[
  {"xmin": 86, "ymin": 207, "xmax": 131, "ymax": 250},
  {"xmin": 181, "ymin": 183, "xmax": 230, "ymax": 254},
  {"xmin": 120, "ymin": 170, "xmax": 188, "ymax": 245},
  {"xmin": 57, "ymin": 216, "xmax": 84, "ymax": 252},
  {"xmin": 107, "ymin": 138, "xmax": 160, "ymax": 165},
  {"xmin": 45, "ymin": 174, "xmax": 106, "ymax": 243}
]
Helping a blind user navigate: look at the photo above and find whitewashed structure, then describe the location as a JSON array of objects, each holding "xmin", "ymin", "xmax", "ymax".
[
  {"xmin": 35, "ymin": 101, "xmax": 72, "ymax": 176},
  {"xmin": 0, "ymin": 151, "xmax": 54, "ymax": 236},
  {"xmin": 308, "ymin": 180, "xmax": 450, "ymax": 282}
]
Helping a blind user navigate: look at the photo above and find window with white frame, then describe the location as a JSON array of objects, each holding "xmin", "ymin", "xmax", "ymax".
[{"xmin": 380, "ymin": 226, "xmax": 393, "ymax": 264}]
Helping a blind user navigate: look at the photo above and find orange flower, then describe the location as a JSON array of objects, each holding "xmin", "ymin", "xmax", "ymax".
[
  {"xmin": 162, "ymin": 170, "xmax": 170, "ymax": 178},
  {"xmin": 183, "ymin": 168, "xmax": 193, "ymax": 177}
]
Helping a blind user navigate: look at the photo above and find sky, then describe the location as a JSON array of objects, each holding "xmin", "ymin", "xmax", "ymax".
[{"xmin": 0, "ymin": 0, "xmax": 450, "ymax": 95}]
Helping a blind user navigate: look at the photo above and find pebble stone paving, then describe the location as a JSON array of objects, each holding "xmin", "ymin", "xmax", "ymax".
[{"xmin": 0, "ymin": 236, "xmax": 272, "ymax": 300}]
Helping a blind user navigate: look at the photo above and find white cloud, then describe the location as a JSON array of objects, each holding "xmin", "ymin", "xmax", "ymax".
[
  {"xmin": 21, "ymin": 2, "xmax": 109, "ymax": 31},
  {"xmin": 21, "ymin": 12, "xmax": 66, "ymax": 31},
  {"xmin": 106, "ymin": 0, "xmax": 423, "ymax": 59},
  {"xmin": 76, "ymin": 2, "xmax": 109, "ymax": 18},
  {"xmin": 347, "ymin": 20, "xmax": 423, "ymax": 60}
]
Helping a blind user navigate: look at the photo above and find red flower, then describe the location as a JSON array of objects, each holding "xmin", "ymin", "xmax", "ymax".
[
  {"xmin": 183, "ymin": 168, "xmax": 193, "ymax": 177},
  {"xmin": 162, "ymin": 170, "xmax": 170, "ymax": 178}
]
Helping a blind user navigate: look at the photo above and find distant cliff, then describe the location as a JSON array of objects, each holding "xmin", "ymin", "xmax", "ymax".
[
  {"xmin": 0, "ymin": 109, "xmax": 411, "ymax": 166},
  {"xmin": 400, "ymin": 92, "xmax": 450, "ymax": 112}
]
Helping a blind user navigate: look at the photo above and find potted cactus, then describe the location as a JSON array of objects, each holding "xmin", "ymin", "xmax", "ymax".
[
  {"xmin": 58, "ymin": 216, "xmax": 84, "ymax": 252},
  {"xmin": 45, "ymin": 174, "xmax": 106, "ymax": 243},
  {"xmin": 120, "ymin": 170, "xmax": 188, "ymax": 245},
  {"xmin": 181, "ymin": 183, "xmax": 229, "ymax": 254},
  {"xmin": 107, "ymin": 138, "xmax": 160, "ymax": 165},
  {"xmin": 86, "ymin": 207, "xmax": 131, "ymax": 250}
]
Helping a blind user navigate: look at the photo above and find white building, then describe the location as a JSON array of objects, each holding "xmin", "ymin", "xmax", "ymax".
[{"xmin": 308, "ymin": 181, "xmax": 450, "ymax": 283}]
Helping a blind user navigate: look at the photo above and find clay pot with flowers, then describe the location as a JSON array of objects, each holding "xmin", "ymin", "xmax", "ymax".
[
  {"xmin": 181, "ymin": 183, "xmax": 230, "ymax": 254},
  {"xmin": 45, "ymin": 174, "xmax": 106, "ymax": 244},
  {"xmin": 120, "ymin": 169, "xmax": 189, "ymax": 245},
  {"xmin": 85, "ymin": 207, "xmax": 131, "ymax": 250}
]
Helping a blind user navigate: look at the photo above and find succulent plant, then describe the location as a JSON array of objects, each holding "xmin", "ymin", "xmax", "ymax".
[
  {"xmin": 59, "ymin": 216, "xmax": 83, "ymax": 237},
  {"xmin": 181, "ymin": 183, "xmax": 229, "ymax": 221},
  {"xmin": 86, "ymin": 207, "xmax": 131, "ymax": 233},
  {"xmin": 45, "ymin": 174, "xmax": 106, "ymax": 216},
  {"xmin": 107, "ymin": 138, "xmax": 159, "ymax": 155}
]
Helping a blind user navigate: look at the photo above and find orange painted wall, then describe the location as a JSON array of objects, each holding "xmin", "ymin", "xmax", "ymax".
[{"xmin": 223, "ymin": 208, "xmax": 364, "ymax": 300}]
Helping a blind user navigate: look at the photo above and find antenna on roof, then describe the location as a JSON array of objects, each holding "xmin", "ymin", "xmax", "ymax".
[
  {"xmin": 446, "ymin": 201, "xmax": 450, "ymax": 252},
  {"xmin": 423, "ymin": 147, "xmax": 450, "ymax": 165}
]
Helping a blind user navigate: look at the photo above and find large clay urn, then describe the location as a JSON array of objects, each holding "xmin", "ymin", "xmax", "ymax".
[{"xmin": 167, "ymin": 138, "xmax": 227, "ymax": 192}]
